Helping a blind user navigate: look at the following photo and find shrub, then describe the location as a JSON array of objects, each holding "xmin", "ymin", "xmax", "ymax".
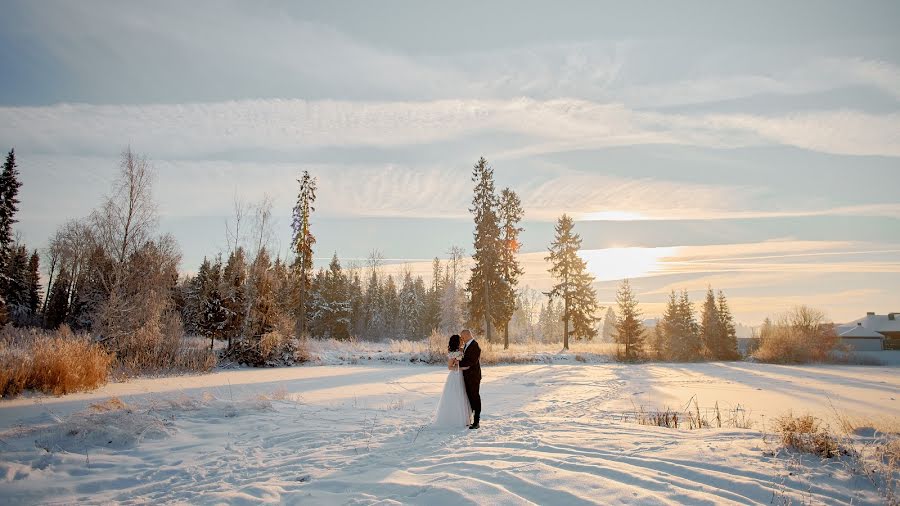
[
  {"xmin": 226, "ymin": 315, "xmax": 308, "ymax": 367},
  {"xmin": 754, "ymin": 306, "xmax": 838, "ymax": 363},
  {"xmin": 0, "ymin": 326, "xmax": 113, "ymax": 398},
  {"xmin": 115, "ymin": 312, "xmax": 216, "ymax": 375},
  {"xmin": 774, "ymin": 413, "xmax": 847, "ymax": 458}
]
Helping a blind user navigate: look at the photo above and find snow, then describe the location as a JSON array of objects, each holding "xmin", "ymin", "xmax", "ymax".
[{"xmin": 1, "ymin": 362, "xmax": 898, "ymax": 504}]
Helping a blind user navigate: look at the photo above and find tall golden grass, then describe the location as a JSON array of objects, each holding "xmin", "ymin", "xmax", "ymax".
[{"xmin": 0, "ymin": 326, "xmax": 113, "ymax": 398}]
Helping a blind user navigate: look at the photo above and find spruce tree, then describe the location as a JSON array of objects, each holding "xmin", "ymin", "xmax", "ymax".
[
  {"xmin": 0, "ymin": 149, "xmax": 21, "ymax": 324},
  {"xmin": 291, "ymin": 170, "xmax": 317, "ymax": 337},
  {"xmin": 423, "ymin": 257, "xmax": 443, "ymax": 334},
  {"xmin": 222, "ymin": 247, "xmax": 247, "ymax": 349},
  {"xmin": 700, "ymin": 286, "xmax": 721, "ymax": 359},
  {"xmin": 45, "ymin": 267, "xmax": 71, "ymax": 329},
  {"xmin": 497, "ymin": 188, "xmax": 524, "ymax": 349},
  {"xmin": 4, "ymin": 245, "xmax": 30, "ymax": 325},
  {"xmin": 322, "ymin": 253, "xmax": 351, "ymax": 340},
  {"xmin": 27, "ymin": 250, "xmax": 41, "ymax": 316},
  {"xmin": 613, "ymin": 279, "xmax": 645, "ymax": 360},
  {"xmin": 467, "ymin": 157, "xmax": 502, "ymax": 342},
  {"xmin": 664, "ymin": 290, "xmax": 701, "ymax": 361},
  {"xmin": 546, "ymin": 214, "xmax": 599, "ymax": 349},
  {"xmin": 601, "ymin": 307, "xmax": 617, "ymax": 342},
  {"xmin": 716, "ymin": 290, "xmax": 739, "ymax": 360}
]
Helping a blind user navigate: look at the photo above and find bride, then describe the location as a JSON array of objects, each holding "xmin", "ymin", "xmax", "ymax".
[{"xmin": 432, "ymin": 334, "xmax": 472, "ymax": 428}]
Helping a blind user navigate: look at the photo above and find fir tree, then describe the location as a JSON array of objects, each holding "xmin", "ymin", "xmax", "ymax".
[
  {"xmin": 546, "ymin": 214, "xmax": 599, "ymax": 349},
  {"xmin": 322, "ymin": 254, "xmax": 352, "ymax": 340},
  {"xmin": 661, "ymin": 290, "xmax": 701, "ymax": 361},
  {"xmin": 27, "ymin": 250, "xmax": 41, "ymax": 316},
  {"xmin": 601, "ymin": 307, "xmax": 617, "ymax": 342},
  {"xmin": 699, "ymin": 286, "xmax": 721, "ymax": 358},
  {"xmin": 291, "ymin": 170, "xmax": 317, "ymax": 337},
  {"xmin": 45, "ymin": 267, "xmax": 71, "ymax": 329},
  {"xmin": 4, "ymin": 245, "xmax": 33, "ymax": 325},
  {"xmin": 222, "ymin": 247, "xmax": 247, "ymax": 349},
  {"xmin": 496, "ymin": 188, "xmax": 524, "ymax": 349},
  {"xmin": 199, "ymin": 257, "xmax": 228, "ymax": 350},
  {"xmin": 614, "ymin": 279, "xmax": 645, "ymax": 360},
  {"xmin": 467, "ymin": 157, "xmax": 502, "ymax": 342},
  {"xmin": 0, "ymin": 149, "xmax": 22, "ymax": 324},
  {"xmin": 716, "ymin": 290, "xmax": 739, "ymax": 360},
  {"xmin": 422, "ymin": 257, "xmax": 443, "ymax": 334}
]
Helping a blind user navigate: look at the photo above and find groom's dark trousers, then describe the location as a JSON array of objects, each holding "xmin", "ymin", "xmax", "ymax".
[{"xmin": 459, "ymin": 340, "xmax": 482, "ymax": 424}]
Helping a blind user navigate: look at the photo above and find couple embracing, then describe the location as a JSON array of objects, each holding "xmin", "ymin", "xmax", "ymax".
[{"xmin": 433, "ymin": 329, "xmax": 481, "ymax": 430}]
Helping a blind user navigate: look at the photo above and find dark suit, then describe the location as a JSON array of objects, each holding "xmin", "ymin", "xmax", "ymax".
[{"xmin": 459, "ymin": 339, "xmax": 482, "ymax": 425}]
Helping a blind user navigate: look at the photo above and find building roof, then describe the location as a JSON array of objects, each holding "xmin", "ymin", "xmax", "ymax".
[
  {"xmin": 839, "ymin": 324, "xmax": 885, "ymax": 339},
  {"xmin": 846, "ymin": 313, "xmax": 900, "ymax": 333}
]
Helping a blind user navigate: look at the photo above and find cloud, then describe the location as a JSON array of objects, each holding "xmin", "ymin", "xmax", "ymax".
[{"xmin": 4, "ymin": 99, "xmax": 899, "ymax": 163}]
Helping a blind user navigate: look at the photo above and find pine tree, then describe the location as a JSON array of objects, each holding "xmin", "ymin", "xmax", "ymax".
[
  {"xmin": 27, "ymin": 250, "xmax": 41, "ymax": 317},
  {"xmin": 662, "ymin": 290, "xmax": 701, "ymax": 361},
  {"xmin": 0, "ymin": 149, "xmax": 22, "ymax": 324},
  {"xmin": 716, "ymin": 290, "xmax": 739, "ymax": 360},
  {"xmin": 322, "ymin": 254, "xmax": 351, "ymax": 340},
  {"xmin": 700, "ymin": 286, "xmax": 721, "ymax": 359},
  {"xmin": 546, "ymin": 214, "xmax": 600, "ymax": 349},
  {"xmin": 199, "ymin": 257, "xmax": 228, "ymax": 350},
  {"xmin": 5, "ymin": 245, "xmax": 31, "ymax": 325},
  {"xmin": 422, "ymin": 257, "xmax": 443, "ymax": 334},
  {"xmin": 440, "ymin": 246, "xmax": 466, "ymax": 334},
  {"xmin": 45, "ymin": 267, "xmax": 71, "ymax": 329},
  {"xmin": 496, "ymin": 188, "xmax": 524, "ymax": 349},
  {"xmin": 467, "ymin": 157, "xmax": 502, "ymax": 342},
  {"xmin": 382, "ymin": 275, "xmax": 400, "ymax": 337},
  {"xmin": 601, "ymin": 307, "xmax": 617, "ymax": 342},
  {"xmin": 247, "ymin": 249, "xmax": 278, "ymax": 338},
  {"xmin": 679, "ymin": 290, "xmax": 701, "ymax": 360},
  {"xmin": 222, "ymin": 247, "xmax": 247, "ymax": 349},
  {"xmin": 398, "ymin": 271, "xmax": 422, "ymax": 339},
  {"xmin": 614, "ymin": 279, "xmax": 645, "ymax": 360},
  {"xmin": 291, "ymin": 170, "xmax": 317, "ymax": 337}
]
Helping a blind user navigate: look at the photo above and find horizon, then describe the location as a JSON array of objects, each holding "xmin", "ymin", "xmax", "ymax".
[{"xmin": 2, "ymin": 1, "xmax": 899, "ymax": 325}]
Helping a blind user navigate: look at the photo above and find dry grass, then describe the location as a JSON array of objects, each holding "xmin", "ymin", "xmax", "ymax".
[
  {"xmin": 0, "ymin": 326, "xmax": 113, "ymax": 398},
  {"xmin": 628, "ymin": 397, "xmax": 755, "ymax": 430},
  {"xmin": 773, "ymin": 413, "xmax": 847, "ymax": 458}
]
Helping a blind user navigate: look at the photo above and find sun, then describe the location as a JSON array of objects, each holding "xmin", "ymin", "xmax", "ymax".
[{"xmin": 578, "ymin": 247, "xmax": 677, "ymax": 282}]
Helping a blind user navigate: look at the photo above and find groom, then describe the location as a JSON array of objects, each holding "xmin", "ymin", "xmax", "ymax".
[{"xmin": 458, "ymin": 329, "xmax": 482, "ymax": 429}]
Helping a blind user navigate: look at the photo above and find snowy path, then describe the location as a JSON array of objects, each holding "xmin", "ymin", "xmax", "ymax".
[{"xmin": 1, "ymin": 363, "xmax": 897, "ymax": 504}]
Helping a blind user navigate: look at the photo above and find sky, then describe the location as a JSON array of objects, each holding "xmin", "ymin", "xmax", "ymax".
[{"xmin": 1, "ymin": 0, "xmax": 899, "ymax": 325}]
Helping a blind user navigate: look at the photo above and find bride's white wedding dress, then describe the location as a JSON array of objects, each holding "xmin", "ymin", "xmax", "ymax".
[{"xmin": 433, "ymin": 366, "xmax": 472, "ymax": 428}]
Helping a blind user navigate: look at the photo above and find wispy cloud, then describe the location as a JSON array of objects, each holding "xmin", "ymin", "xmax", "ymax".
[{"xmin": 4, "ymin": 99, "xmax": 899, "ymax": 161}]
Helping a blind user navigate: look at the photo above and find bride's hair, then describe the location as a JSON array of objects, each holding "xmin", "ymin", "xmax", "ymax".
[{"xmin": 448, "ymin": 334, "xmax": 461, "ymax": 352}]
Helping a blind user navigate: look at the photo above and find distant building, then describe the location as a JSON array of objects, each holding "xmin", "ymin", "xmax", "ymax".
[
  {"xmin": 837, "ymin": 312, "xmax": 900, "ymax": 351},
  {"xmin": 835, "ymin": 323, "xmax": 884, "ymax": 351}
]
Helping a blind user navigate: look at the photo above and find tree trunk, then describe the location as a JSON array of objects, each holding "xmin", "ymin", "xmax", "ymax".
[
  {"xmin": 483, "ymin": 272, "xmax": 492, "ymax": 343},
  {"xmin": 298, "ymin": 280, "xmax": 306, "ymax": 337},
  {"xmin": 503, "ymin": 322, "xmax": 509, "ymax": 349},
  {"xmin": 563, "ymin": 295, "xmax": 569, "ymax": 350}
]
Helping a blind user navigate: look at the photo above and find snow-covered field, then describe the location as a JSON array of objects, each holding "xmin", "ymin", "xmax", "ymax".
[{"xmin": 1, "ymin": 362, "xmax": 898, "ymax": 505}]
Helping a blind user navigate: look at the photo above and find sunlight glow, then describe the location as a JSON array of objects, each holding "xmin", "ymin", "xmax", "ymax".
[{"xmin": 578, "ymin": 247, "xmax": 678, "ymax": 281}]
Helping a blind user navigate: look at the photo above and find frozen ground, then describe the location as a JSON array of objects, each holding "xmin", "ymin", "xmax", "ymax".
[{"xmin": 1, "ymin": 362, "xmax": 898, "ymax": 505}]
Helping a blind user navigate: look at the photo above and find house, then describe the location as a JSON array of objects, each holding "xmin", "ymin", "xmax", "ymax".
[
  {"xmin": 836, "ymin": 323, "xmax": 885, "ymax": 351},
  {"xmin": 840, "ymin": 312, "xmax": 900, "ymax": 350}
]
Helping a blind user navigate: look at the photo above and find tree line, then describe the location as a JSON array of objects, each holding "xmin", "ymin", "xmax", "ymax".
[
  {"xmin": 8, "ymin": 146, "xmax": 741, "ymax": 365},
  {"xmin": 613, "ymin": 280, "xmax": 739, "ymax": 361}
]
